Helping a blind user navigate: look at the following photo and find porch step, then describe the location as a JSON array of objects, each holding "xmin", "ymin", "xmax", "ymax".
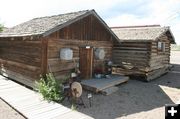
[{"xmin": 101, "ymin": 86, "xmax": 119, "ymax": 95}]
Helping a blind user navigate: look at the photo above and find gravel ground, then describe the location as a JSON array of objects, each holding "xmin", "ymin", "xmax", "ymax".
[
  {"xmin": 74, "ymin": 51, "xmax": 180, "ymax": 119},
  {"xmin": 0, "ymin": 98, "xmax": 25, "ymax": 119},
  {"xmin": 0, "ymin": 51, "xmax": 180, "ymax": 119},
  {"xmin": 75, "ymin": 74, "xmax": 180, "ymax": 119}
]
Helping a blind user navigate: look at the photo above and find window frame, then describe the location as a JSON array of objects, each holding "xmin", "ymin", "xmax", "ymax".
[{"xmin": 157, "ymin": 41, "xmax": 165, "ymax": 53}]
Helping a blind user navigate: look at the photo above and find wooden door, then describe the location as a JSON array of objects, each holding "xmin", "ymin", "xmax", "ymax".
[{"xmin": 79, "ymin": 46, "xmax": 93, "ymax": 79}]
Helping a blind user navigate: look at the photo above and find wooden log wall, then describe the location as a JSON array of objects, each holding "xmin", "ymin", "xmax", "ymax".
[
  {"xmin": 47, "ymin": 39, "xmax": 113, "ymax": 80},
  {"xmin": 149, "ymin": 35, "xmax": 170, "ymax": 71},
  {"xmin": 0, "ymin": 37, "xmax": 42, "ymax": 87},
  {"xmin": 113, "ymin": 41, "xmax": 151, "ymax": 71},
  {"xmin": 112, "ymin": 35, "xmax": 171, "ymax": 80}
]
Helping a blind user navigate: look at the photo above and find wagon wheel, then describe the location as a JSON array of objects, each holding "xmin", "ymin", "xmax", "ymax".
[
  {"xmin": 71, "ymin": 82, "xmax": 85, "ymax": 107},
  {"xmin": 71, "ymin": 82, "xmax": 82, "ymax": 98}
]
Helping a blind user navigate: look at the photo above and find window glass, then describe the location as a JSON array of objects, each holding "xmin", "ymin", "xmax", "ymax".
[
  {"xmin": 158, "ymin": 42, "xmax": 162, "ymax": 50},
  {"xmin": 157, "ymin": 42, "xmax": 165, "ymax": 52}
]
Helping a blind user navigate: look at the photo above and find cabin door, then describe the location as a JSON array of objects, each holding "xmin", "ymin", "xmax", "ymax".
[{"xmin": 79, "ymin": 46, "xmax": 93, "ymax": 79}]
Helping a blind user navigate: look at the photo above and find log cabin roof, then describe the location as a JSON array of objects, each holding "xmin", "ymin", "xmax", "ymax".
[
  {"xmin": 111, "ymin": 25, "xmax": 175, "ymax": 44},
  {"xmin": 0, "ymin": 10, "xmax": 88, "ymax": 37},
  {"xmin": 0, "ymin": 10, "xmax": 118, "ymax": 40}
]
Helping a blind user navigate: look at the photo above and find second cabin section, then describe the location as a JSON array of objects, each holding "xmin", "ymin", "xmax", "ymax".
[{"xmin": 111, "ymin": 25, "xmax": 175, "ymax": 81}]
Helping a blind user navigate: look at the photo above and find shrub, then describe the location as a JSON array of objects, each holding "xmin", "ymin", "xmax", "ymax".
[
  {"xmin": 0, "ymin": 24, "xmax": 3, "ymax": 32},
  {"xmin": 35, "ymin": 73, "xmax": 64, "ymax": 102}
]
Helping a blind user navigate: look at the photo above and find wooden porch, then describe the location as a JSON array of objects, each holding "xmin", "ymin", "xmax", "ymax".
[{"xmin": 81, "ymin": 75, "xmax": 129, "ymax": 95}]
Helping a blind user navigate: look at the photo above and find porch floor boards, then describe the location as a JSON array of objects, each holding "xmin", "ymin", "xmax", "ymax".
[
  {"xmin": 81, "ymin": 74, "xmax": 129, "ymax": 93},
  {"xmin": 0, "ymin": 75, "xmax": 93, "ymax": 119}
]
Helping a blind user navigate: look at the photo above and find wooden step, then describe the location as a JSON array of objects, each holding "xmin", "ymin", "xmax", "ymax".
[{"xmin": 101, "ymin": 86, "xmax": 119, "ymax": 95}]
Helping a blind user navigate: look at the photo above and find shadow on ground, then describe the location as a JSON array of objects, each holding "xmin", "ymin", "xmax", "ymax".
[{"xmin": 151, "ymin": 64, "xmax": 180, "ymax": 89}]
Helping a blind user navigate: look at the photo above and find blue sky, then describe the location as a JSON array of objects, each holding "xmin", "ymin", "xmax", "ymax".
[{"xmin": 0, "ymin": 0, "xmax": 180, "ymax": 44}]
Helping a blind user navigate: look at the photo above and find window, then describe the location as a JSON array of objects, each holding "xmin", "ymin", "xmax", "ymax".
[{"xmin": 157, "ymin": 42, "xmax": 165, "ymax": 52}]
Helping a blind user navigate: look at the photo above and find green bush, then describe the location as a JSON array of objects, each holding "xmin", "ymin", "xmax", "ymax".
[
  {"xmin": 0, "ymin": 24, "xmax": 3, "ymax": 32},
  {"xmin": 35, "ymin": 73, "xmax": 64, "ymax": 102}
]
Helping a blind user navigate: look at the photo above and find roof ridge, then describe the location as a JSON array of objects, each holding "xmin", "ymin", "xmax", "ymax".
[
  {"xmin": 32, "ymin": 10, "xmax": 91, "ymax": 20},
  {"xmin": 111, "ymin": 25, "xmax": 161, "ymax": 29}
]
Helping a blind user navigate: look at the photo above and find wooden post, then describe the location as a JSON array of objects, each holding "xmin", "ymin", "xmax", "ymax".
[{"xmin": 41, "ymin": 37, "xmax": 48, "ymax": 78}]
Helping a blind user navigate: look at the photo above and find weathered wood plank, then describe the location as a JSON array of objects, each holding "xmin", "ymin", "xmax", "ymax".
[
  {"xmin": 81, "ymin": 75, "xmax": 129, "ymax": 92},
  {"xmin": 0, "ymin": 69, "xmax": 35, "ymax": 88},
  {"xmin": 53, "ymin": 111, "xmax": 93, "ymax": 119},
  {"xmin": 0, "ymin": 76, "xmax": 93, "ymax": 119},
  {"xmin": 0, "ymin": 53, "xmax": 41, "ymax": 66},
  {"xmin": 113, "ymin": 47, "xmax": 149, "ymax": 50},
  {"xmin": 29, "ymin": 107, "xmax": 71, "ymax": 119}
]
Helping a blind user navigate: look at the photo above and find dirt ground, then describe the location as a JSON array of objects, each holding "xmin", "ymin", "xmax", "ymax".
[
  {"xmin": 0, "ymin": 98, "xmax": 25, "ymax": 119},
  {"xmin": 0, "ymin": 51, "xmax": 180, "ymax": 119}
]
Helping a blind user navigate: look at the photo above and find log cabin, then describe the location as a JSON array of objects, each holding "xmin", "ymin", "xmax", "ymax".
[
  {"xmin": 111, "ymin": 25, "xmax": 175, "ymax": 81},
  {"xmin": 0, "ymin": 10, "xmax": 119, "ymax": 88}
]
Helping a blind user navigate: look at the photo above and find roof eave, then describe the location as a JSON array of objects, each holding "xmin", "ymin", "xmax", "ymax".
[
  {"xmin": 120, "ymin": 39, "xmax": 153, "ymax": 42},
  {"xmin": 155, "ymin": 27, "xmax": 176, "ymax": 44},
  {"xmin": 167, "ymin": 28, "xmax": 176, "ymax": 44},
  {"xmin": 0, "ymin": 33, "xmax": 42, "ymax": 38}
]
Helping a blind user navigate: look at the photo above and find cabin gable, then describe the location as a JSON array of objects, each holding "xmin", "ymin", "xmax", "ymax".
[
  {"xmin": 46, "ymin": 14, "xmax": 114, "ymax": 80},
  {"xmin": 48, "ymin": 14, "xmax": 114, "ymax": 41}
]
